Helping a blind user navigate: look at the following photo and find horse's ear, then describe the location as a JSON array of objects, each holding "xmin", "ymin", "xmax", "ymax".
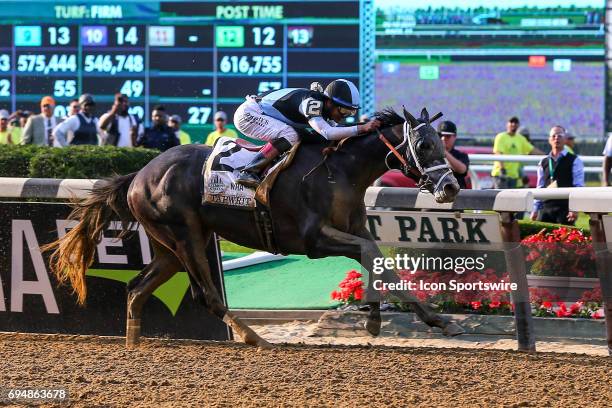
[
  {"xmin": 430, "ymin": 112, "xmax": 443, "ymax": 123},
  {"xmin": 420, "ymin": 108, "xmax": 430, "ymax": 123},
  {"xmin": 402, "ymin": 105, "xmax": 418, "ymax": 127}
]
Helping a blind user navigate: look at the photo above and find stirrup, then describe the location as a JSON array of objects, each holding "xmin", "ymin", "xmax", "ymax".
[{"xmin": 236, "ymin": 171, "xmax": 262, "ymax": 188}]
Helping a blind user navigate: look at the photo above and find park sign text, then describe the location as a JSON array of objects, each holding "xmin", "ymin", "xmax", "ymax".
[{"xmin": 365, "ymin": 210, "xmax": 502, "ymax": 245}]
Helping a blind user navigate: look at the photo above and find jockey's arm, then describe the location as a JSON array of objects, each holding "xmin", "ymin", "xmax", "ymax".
[{"xmin": 308, "ymin": 117, "xmax": 377, "ymax": 141}]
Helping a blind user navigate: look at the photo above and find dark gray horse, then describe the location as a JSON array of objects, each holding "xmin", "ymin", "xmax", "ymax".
[{"xmin": 46, "ymin": 107, "xmax": 463, "ymax": 347}]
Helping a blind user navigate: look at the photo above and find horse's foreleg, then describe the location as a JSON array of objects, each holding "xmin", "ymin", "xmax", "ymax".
[
  {"xmin": 173, "ymin": 230, "xmax": 272, "ymax": 349},
  {"xmin": 311, "ymin": 225, "xmax": 387, "ymax": 336},
  {"xmin": 222, "ymin": 311, "xmax": 273, "ymax": 349},
  {"xmin": 316, "ymin": 225, "xmax": 464, "ymax": 337}
]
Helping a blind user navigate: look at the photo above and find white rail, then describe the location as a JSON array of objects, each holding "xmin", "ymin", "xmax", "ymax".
[
  {"xmin": 468, "ymin": 154, "xmax": 604, "ymax": 166},
  {"xmin": 470, "ymin": 164, "xmax": 603, "ymax": 174},
  {"xmin": 1, "ymin": 178, "xmax": 611, "ymax": 212}
]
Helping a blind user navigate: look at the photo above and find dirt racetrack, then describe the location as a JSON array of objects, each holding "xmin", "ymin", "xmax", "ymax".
[{"xmin": 0, "ymin": 333, "xmax": 610, "ymax": 407}]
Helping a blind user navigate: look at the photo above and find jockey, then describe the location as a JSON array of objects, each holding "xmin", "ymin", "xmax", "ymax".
[{"xmin": 234, "ymin": 79, "xmax": 381, "ymax": 187}]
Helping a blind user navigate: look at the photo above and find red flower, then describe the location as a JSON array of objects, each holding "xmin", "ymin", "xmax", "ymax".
[
  {"xmin": 346, "ymin": 270, "xmax": 362, "ymax": 280},
  {"xmin": 591, "ymin": 310, "xmax": 604, "ymax": 319},
  {"xmin": 581, "ymin": 286, "xmax": 602, "ymax": 303},
  {"xmin": 541, "ymin": 301, "xmax": 553, "ymax": 309},
  {"xmin": 354, "ymin": 287, "xmax": 364, "ymax": 301},
  {"xmin": 569, "ymin": 302, "xmax": 582, "ymax": 314},
  {"xmin": 470, "ymin": 301, "xmax": 481, "ymax": 310},
  {"xmin": 331, "ymin": 270, "xmax": 364, "ymax": 305},
  {"xmin": 489, "ymin": 301, "xmax": 501, "ymax": 309},
  {"xmin": 556, "ymin": 302, "xmax": 571, "ymax": 317}
]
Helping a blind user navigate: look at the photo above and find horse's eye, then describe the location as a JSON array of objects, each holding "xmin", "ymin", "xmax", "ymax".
[{"xmin": 417, "ymin": 139, "xmax": 433, "ymax": 151}]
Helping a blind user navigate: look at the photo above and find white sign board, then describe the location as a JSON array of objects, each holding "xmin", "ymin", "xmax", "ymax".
[{"xmin": 366, "ymin": 210, "xmax": 503, "ymax": 245}]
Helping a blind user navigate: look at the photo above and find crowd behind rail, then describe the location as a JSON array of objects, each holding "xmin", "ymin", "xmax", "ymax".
[
  {"xmin": 2, "ymin": 92, "xmax": 612, "ymax": 227},
  {"xmin": 0, "ymin": 93, "xmax": 237, "ymax": 151}
]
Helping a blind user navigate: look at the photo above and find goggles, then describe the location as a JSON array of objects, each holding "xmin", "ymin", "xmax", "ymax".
[{"xmin": 337, "ymin": 105, "xmax": 357, "ymax": 118}]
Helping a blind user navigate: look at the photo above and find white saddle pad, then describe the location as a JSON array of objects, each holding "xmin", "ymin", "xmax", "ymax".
[{"xmin": 203, "ymin": 137, "xmax": 260, "ymax": 208}]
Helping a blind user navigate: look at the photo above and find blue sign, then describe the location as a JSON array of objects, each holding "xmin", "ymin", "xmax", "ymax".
[
  {"xmin": 14, "ymin": 26, "xmax": 42, "ymax": 46},
  {"xmin": 81, "ymin": 26, "xmax": 108, "ymax": 46}
]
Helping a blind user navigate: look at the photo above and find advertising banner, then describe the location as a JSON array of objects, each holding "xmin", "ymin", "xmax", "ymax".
[{"xmin": 0, "ymin": 202, "xmax": 231, "ymax": 340}]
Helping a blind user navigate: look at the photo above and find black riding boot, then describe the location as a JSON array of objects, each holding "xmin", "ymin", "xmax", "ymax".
[
  {"xmin": 236, "ymin": 138, "xmax": 293, "ymax": 188},
  {"xmin": 236, "ymin": 152, "xmax": 276, "ymax": 188}
]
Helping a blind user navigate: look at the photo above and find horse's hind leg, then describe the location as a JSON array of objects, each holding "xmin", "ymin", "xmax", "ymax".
[{"xmin": 126, "ymin": 240, "xmax": 182, "ymax": 347}]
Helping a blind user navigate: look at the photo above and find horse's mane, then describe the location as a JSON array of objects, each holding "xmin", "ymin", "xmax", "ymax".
[{"xmin": 373, "ymin": 108, "xmax": 404, "ymax": 128}]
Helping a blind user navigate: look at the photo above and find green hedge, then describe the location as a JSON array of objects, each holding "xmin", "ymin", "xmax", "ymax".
[
  {"xmin": 0, "ymin": 145, "xmax": 159, "ymax": 179},
  {"xmin": 518, "ymin": 219, "xmax": 590, "ymax": 238}
]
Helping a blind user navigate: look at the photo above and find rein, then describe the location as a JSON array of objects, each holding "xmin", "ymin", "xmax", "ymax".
[
  {"xmin": 303, "ymin": 117, "xmax": 452, "ymax": 189},
  {"xmin": 376, "ymin": 128, "xmax": 422, "ymax": 180},
  {"xmin": 378, "ymin": 119, "xmax": 453, "ymax": 192}
]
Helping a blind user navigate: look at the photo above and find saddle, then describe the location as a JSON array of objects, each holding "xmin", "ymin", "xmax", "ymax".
[{"xmin": 202, "ymin": 137, "xmax": 301, "ymax": 209}]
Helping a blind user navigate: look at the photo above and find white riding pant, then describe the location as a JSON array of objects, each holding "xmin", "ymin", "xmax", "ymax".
[{"xmin": 233, "ymin": 97, "xmax": 300, "ymax": 145}]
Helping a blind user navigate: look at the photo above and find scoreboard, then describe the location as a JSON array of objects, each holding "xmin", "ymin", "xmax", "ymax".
[{"xmin": 0, "ymin": 0, "xmax": 373, "ymax": 136}]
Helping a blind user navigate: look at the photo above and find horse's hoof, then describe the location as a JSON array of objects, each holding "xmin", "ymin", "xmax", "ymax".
[
  {"xmin": 125, "ymin": 318, "xmax": 141, "ymax": 348},
  {"xmin": 243, "ymin": 333, "xmax": 273, "ymax": 348},
  {"xmin": 257, "ymin": 339, "xmax": 274, "ymax": 350},
  {"xmin": 364, "ymin": 318, "xmax": 381, "ymax": 337},
  {"xmin": 442, "ymin": 322, "xmax": 465, "ymax": 337}
]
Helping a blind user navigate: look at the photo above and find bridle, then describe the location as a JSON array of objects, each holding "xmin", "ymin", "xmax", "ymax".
[{"xmin": 378, "ymin": 120, "xmax": 454, "ymax": 192}]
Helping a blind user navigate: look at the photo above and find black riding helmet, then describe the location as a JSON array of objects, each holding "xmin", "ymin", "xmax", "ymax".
[{"xmin": 324, "ymin": 79, "xmax": 361, "ymax": 115}]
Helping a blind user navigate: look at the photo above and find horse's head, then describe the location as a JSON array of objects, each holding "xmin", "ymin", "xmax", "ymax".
[{"xmin": 399, "ymin": 107, "xmax": 460, "ymax": 203}]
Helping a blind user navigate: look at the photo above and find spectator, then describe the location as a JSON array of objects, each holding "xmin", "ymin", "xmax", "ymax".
[
  {"xmin": 67, "ymin": 99, "xmax": 80, "ymax": 117},
  {"xmin": 491, "ymin": 116, "xmax": 544, "ymax": 188},
  {"xmin": 99, "ymin": 93, "xmax": 142, "ymax": 147},
  {"xmin": 57, "ymin": 99, "xmax": 82, "ymax": 144},
  {"xmin": 136, "ymin": 105, "xmax": 179, "ymax": 152},
  {"xmin": 564, "ymin": 131, "xmax": 576, "ymax": 154},
  {"xmin": 6, "ymin": 110, "xmax": 30, "ymax": 145},
  {"xmin": 205, "ymin": 111, "xmax": 237, "ymax": 146},
  {"xmin": 602, "ymin": 132, "xmax": 612, "ymax": 186},
  {"xmin": 22, "ymin": 96, "xmax": 61, "ymax": 146},
  {"xmin": 6, "ymin": 111, "xmax": 23, "ymax": 144},
  {"xmin": 53, "ymin": 94, "xmax": 102, "ymax": 146},
  {"xmin": 0, "ymin": 110, "xmax": 15, "ymax": 144},
  {"xmin": 168, "ymin": 114, "xmax": 191, "ymax": 144},
  {"xmin": 437, "ymin": 120, "xmax": 470, "ymax": 189},
  {"xmin": 531, "ymin": 126, "xmax": 584, "ymax": 225}
]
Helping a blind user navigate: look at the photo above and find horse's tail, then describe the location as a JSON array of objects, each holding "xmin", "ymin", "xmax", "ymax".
[{"xmin": 43, "ymin": 173, "xmax": 137, "ymax": 305}]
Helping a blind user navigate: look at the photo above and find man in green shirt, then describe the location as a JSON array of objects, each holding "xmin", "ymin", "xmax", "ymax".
[
  {"xmin": 205, "ymin": 111, "xmax": 238, "ymax": 146},
  {"xmin": 491, "ymin": 116, "xmax": 543, "ymax": 188},
  {"xmin": 0, "ymin": 110, "xmax": 21, "ymax": 144}
]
